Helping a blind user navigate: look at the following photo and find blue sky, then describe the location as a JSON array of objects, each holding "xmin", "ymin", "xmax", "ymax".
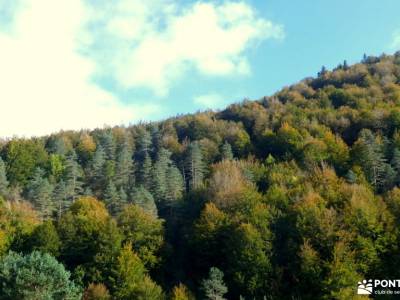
[{"xmin": 0, "ymin": 0, "xmax": 399, "ymax": 137}]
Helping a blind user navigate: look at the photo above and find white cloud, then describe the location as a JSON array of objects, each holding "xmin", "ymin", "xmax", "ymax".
[
  {"xmin": 194, "ymin": 93, "xmax": 225, "ymax": 109},
  {"xmin": 85, "ymin": 0, "xmax": 284, "ymax": 97},
  {"xmin": 391, "ymin": 30, "xmax": 400, "ymax": 50},
  {"xmin": 0, "ymin": 0, "xmax": 159, "ymax": 138},
  {"xmin": 0, "ymin": 0, "xmax": 282, "ymax": 137}
]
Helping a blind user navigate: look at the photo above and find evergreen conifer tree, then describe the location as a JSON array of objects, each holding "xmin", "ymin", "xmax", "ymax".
[
  {"xmin": 131, "ymin": 186, "xmax": 158, "ymax": 217},
  {"xmin": 185, "ymin": 142, "xmax": 204, "ymax": 190},
  {"xmin": 27, "ymin": 168, "xmax": 55, "ymax": 219},
  {"xmin": 201, "ymin": 267, "xmax": 228, "ymax": 300},
  {"xmin": 115, "ymin": 142, "xmax": 134, "ymax": 190},
  {"xmin": 221, "ymin": 142, "xmax": 234, "ymax": 161},
  {"xmin": 0, "ymin": 158, "xmax": 9, "ymax": 198},
  {"xmin": 104, "ymin": 180, "xmax": 121, "ymax": 215}
]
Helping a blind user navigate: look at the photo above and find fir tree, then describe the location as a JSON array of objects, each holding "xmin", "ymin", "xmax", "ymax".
[
  {"xmin": 151, "ymin": 124, "xmax": 162, "ymax": 154},
  {"xmin": 318, "ymin": 66, "xmax": 327, "ymax": 77},
  {"xmin": 0, "ymin": 158, "xmax": 9, "ymax": 198},
  {"xmin": 115, "ymin": 142, "xmax": 134, "ymax": 190},
  {"xmin": 151, "ymin": 148, "xmax": 172, "ymax": 202},
  {"xmin": 47, "ymin": 136, "xmax": 68, "ymax": 156},
  {"xmin": 89, "ymin": 144, "xmax": 106, "ymax": 192},
  {"xmin": 138, "ymin": 151, "xmax": 153, "ymax": 191},
  {"xmin": 104, "ymin": 181, "xmax": 121, "ymax": 215},
  {"xmin": 100, "ymin": 131, "xmax": 116, "ymax": 161},
  {"xmin": 64, "ymin": 151, "xmax": 83, "ymax": 201},
  {"xmin": 201, "ymin": 267, "xmax": 228, "ymax": 300},
  {"xmin": 345, "ymin": 170, "xmax": 357, "ymax": 184},
  {"xmin": 265, "ymin": 154, "xmax": 276, "ymax": 165},
  {"xmin": 391, "ymin": 148, "xmax": 400, "ymax": 185},
  {"xmin": 136, "ymin": 128, "xmax": 152, "ymax": 159},
  {"xmin": 53, "ymin": 179, "xmax": 69, "ymax": 219},
  {"xmin": 185, "ymin": 142, "xmax": 204, "ymax": 190},
  {"xmin": 131, "ymin": 186, "xmax": 158, "ymax": 217},
  {"xmin": 356, "ymin": 130, "xmax": 388, "ymax": 189},
  {"xmin": 343, "ymin": 60, "xmax": 349, "ymax": 70},
  {"xmin": 221, "ymin": 142, "xmax": 234, "ymax": 161},
  {"xmin": 119, "ymin": 187, "xmax": 128, "ymax": 207},
  {"xmin": 166, "ymin": 165, "xmax": 184, "ymax": 204},
  {"xmin": 27, "ymin": 168, "xmax": 55, "ymax": 219}
]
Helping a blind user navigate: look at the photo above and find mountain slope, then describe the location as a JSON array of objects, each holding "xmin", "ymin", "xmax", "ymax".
[{"xmin": 1, "ymin": 52, "xmax": 400, "ymax": 298}]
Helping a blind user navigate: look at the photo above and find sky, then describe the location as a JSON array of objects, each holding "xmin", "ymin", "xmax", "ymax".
[{"xmin": 0, "ymin": 0, "xmax": 399, "ymax": 137}]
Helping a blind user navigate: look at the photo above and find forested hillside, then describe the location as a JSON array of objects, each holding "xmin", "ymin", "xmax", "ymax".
[{"xmin": 1, "ymin": 52, "xmax": 400, "ymax": 299}]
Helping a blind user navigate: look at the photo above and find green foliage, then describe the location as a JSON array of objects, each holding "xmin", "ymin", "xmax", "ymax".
[
  {"xmin": 24, "ymin": 220, "xmax": 60, "ymax": 256},
  {"xmin": 3, "ymin": 139, "xmax": 48, "ymax": 187},
  {"xmin": 131, "ymin": 186, "xmax": 158, "ymax": 216},
  {"xmin": 0, "ymin": 251, "xmax": 81, "ymax": 299},
  {"xmin": 89, "ymin": 145, "xmax": 106, "ymax": 193},
  {"xmin": 185, "ymin": 142, "xmax": 205, "ymax": 190},
  {"xmin": 138, "ymin": 151, "xmax": 153, "ymax": 191},
  {"xmin": 114, "ymin": 142, "xmax": 133, "ymax": 190},
  {"xmin": 201, "ymin": 267, "xmax": 228, "ymax": 300},
  {"xmin": 0, "ymin": 201, "xmax": 40, "ymax": 256},
  {"xmin": 63, "ymin": 151, "xmax": 83, "ymax": 201},
  {"xmin": 57, "ymin": 197, "xmax": 122, "ymax": 283},
  {"xmin": 1, "ymin": 54, "xmax": 400, "ymax": 298},
  {"xmin": 26, "ymin": 168, "xmax": 55, "ymax": 219},
  {"xmin": 117, "ymin": 204, "xmax": 164, "ymax": 268},
  {"xmin": 0, "ymin": 158, "xmax": 9, "ymax": 199},
  {"xmin": 111, "ymin": 243, "xmax": 163, "ymax": 300},
  {"xmin": 221, "ymin": 142, "xmax": 233, "ymax": 161},
  {"xmin": 104, "ymin": 180, "xmax": 124, "ymax": 216}
]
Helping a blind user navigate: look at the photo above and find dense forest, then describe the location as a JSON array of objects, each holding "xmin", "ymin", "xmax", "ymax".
[{"xmin": 1, "ymin": 52, "xmax": 400, "ymax": 299}]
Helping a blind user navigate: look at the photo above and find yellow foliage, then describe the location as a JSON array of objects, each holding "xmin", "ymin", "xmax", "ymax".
[{"xmin": 171, "ymin": 283, "xmax": 195, "ymax": 300}]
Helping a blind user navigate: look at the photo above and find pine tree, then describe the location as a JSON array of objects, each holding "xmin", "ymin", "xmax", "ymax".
[
  {"xmin": 318, "ymin": 66, "xmax": 327, "ymax": 77},
  {"xmin": 166, "ymin": 165, "xmax": 184, "ymax": 204},
  {"xmin": 151, "ymin": 148, "xmax": 172, "ymax": 202},
  {"xmin": 221, "ymin": 142, "xmax": 233, "ymax": 161},
  {"xmin": 115, "ymin": 142, "xmax": 134, "ymax": 190},
  {"xmin": 119, "ymin": 187, "xmax": 128, "ymax": 207},
  {"xmin": 265, "ymin": 154, "xmax": 275, "ymax": 165},
  {"xmin": 104, "ymin": 181, "xmax": 121, "ymax": 216},
  {"xmin": 355, "ymin": 130, "xmax": 388, "ymax": 189},
  {"xmin": 47, "ymin": 136, "xmax": 68, "ymax": 156},
  {"xmin": 0, "ymin": 158, "xmax": 9, "ymax": 198},
  {"xmin": 89, "ymin": 144, "xmax": 106, "ymax": 192},
  {"xmin": 391, "ymin": 148, "xmax": 400, "ymax": 185},
  {"xmin": 136, "ymin": 128, "xmax": 152, "ymax": 159},
  {"xmin": 64, "ymin": 151, "xmax": 83, "ymax": 201},
  {"xmin": 0, "ymin": 251, "xmax": 82, "ymax": 299},
  {"xmin": 100, "ymin": 131, "xmax": 116, "ymax": 161},
  {"xmin": 138, "ymin": 152, "xmax": 152, "ymax": 191},
  {"xmin": 131, "ymin": 186, "xmax": 158, "ymax": 217},
  {"xmin": 185, "ymin": 142, "xmax": 204, "ymax": 190},
  {"xmin": 151, "ymin": 124, "xmax": 162, "ymax": 154},
  {"xmin": 343, "ymin": 60, "xmax": 349, "ymax": 70},
  {"xmin": 201, "ymin": 267, "xmax": 228, "ymax": 300},
  {"xmin": 345, "ymin": 170, "xmax": 356, "ymax": 184},
  {"xmin": 53, "ymin": 179, "xmax": 69, "ymax": 219},
  {"xmin": 27, "ymin": 168, "xmax": 55, "ymax": 219}
]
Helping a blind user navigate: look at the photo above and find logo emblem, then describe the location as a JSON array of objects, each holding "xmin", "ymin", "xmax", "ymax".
[{"xmin": 358, "ymin": 279, "xmax": 373, "ymax": 295}]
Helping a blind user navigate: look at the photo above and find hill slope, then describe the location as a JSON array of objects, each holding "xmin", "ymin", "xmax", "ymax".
[{"xmin": 1, "ymin": 52, "xmax": 400, "ymax": 298}]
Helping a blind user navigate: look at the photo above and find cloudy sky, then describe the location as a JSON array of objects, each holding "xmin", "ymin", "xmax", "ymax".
[{"xmin": 0, "ymin": 0, "xmax": 399, "ymax": 137}]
